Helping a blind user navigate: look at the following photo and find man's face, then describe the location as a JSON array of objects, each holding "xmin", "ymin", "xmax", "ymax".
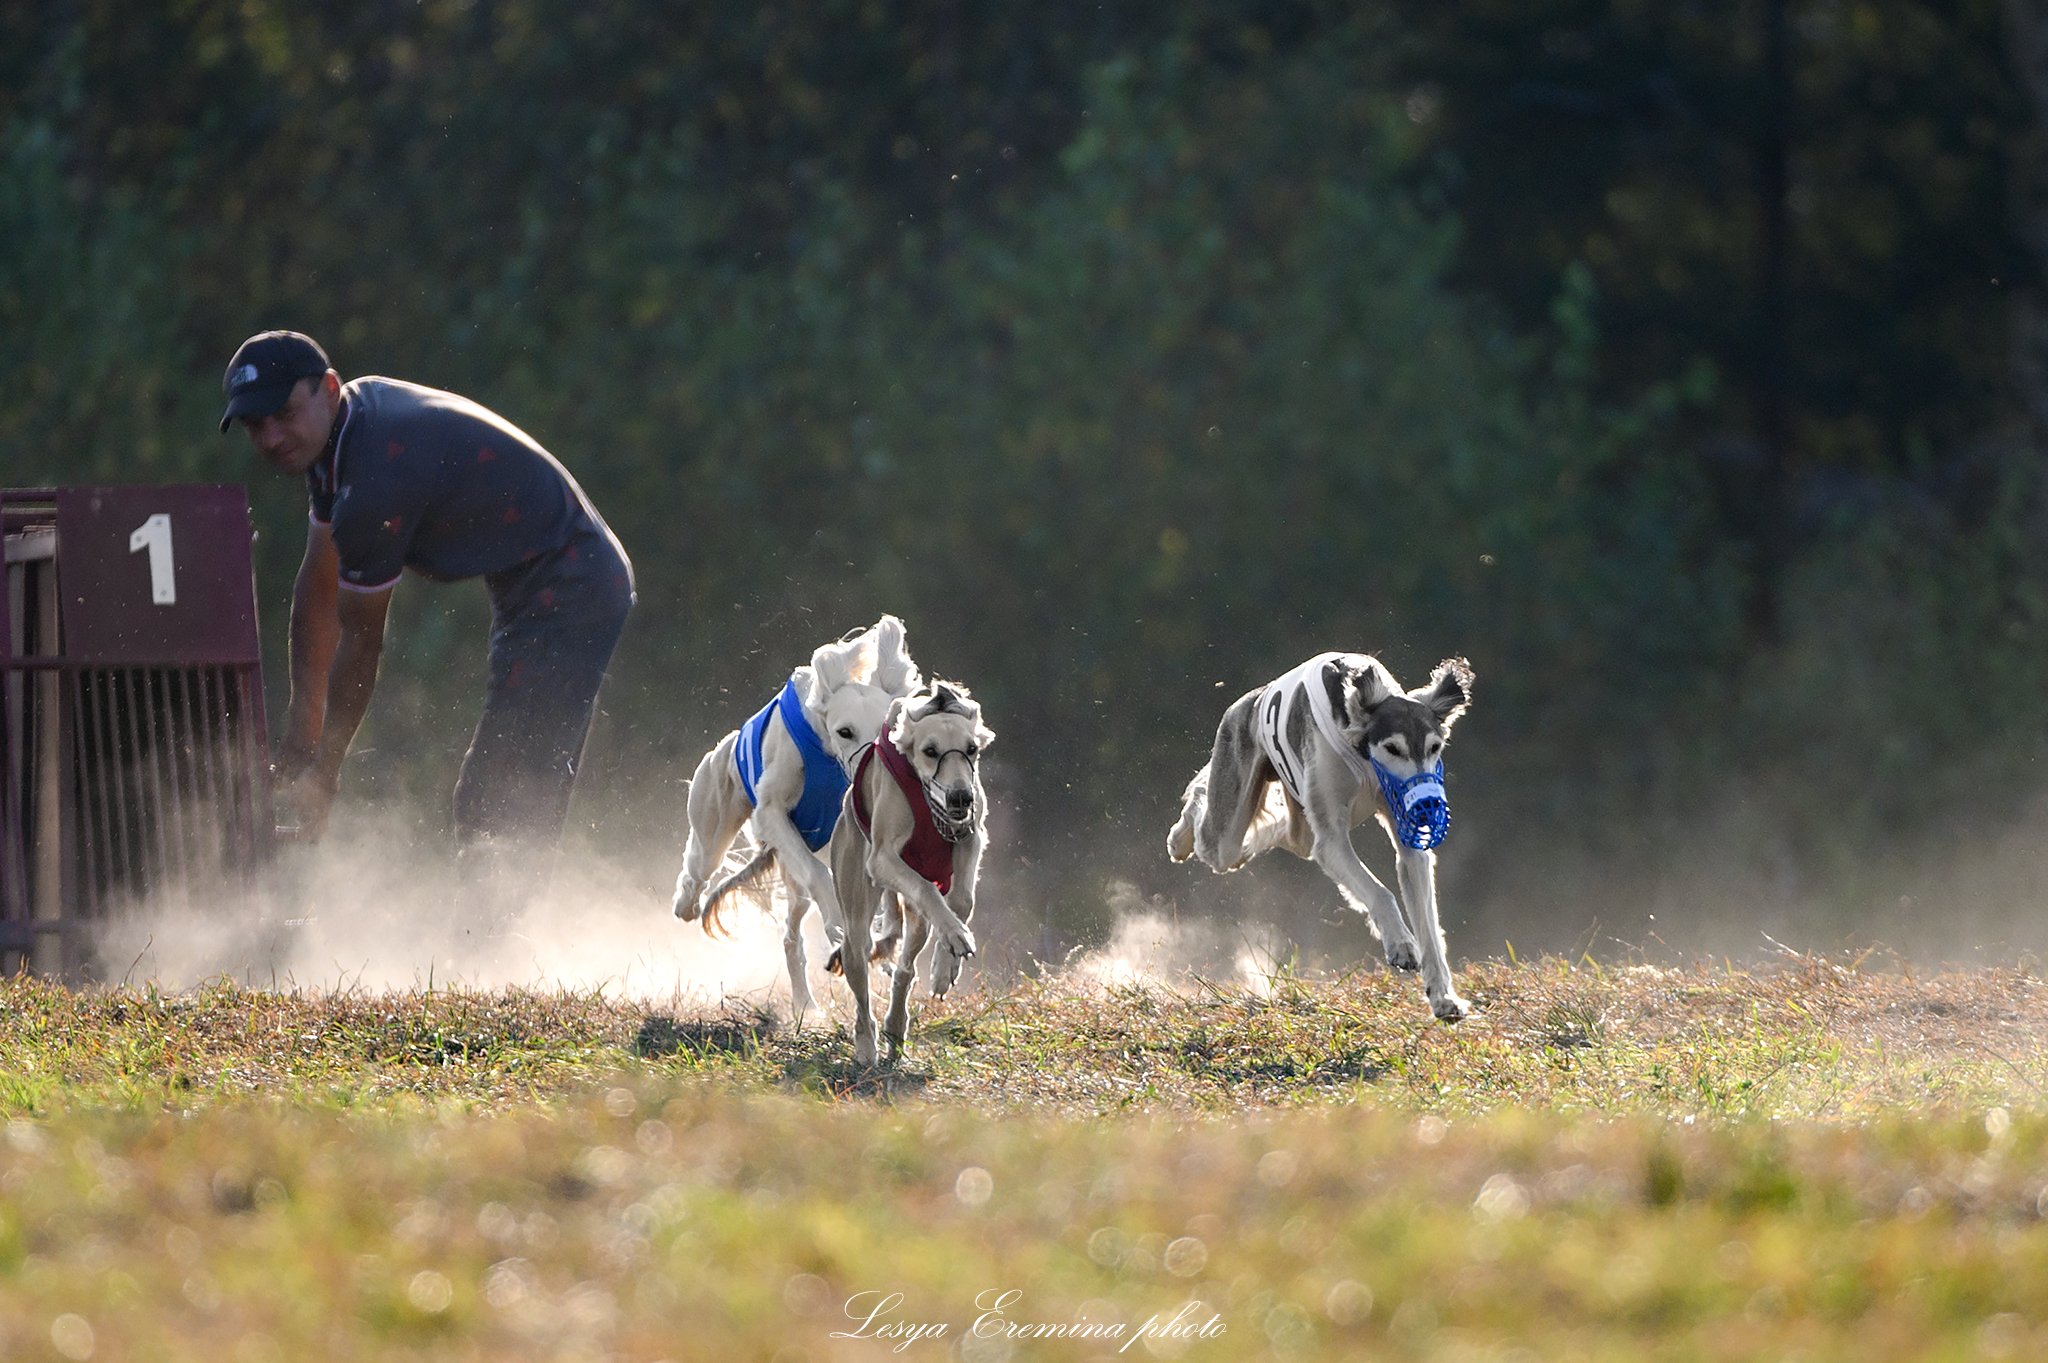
[{"xmin": 240, "ymin": 373, "xmax": 339, "ymax": 476}]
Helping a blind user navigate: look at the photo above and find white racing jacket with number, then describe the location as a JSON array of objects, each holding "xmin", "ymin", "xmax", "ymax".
[{"xmin": 1252, "ymin": 653, "xmax": 1373, "ymax": 805}]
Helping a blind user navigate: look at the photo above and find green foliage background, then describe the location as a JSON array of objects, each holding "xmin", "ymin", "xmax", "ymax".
[{"xmin": 5, "ymin": 0, "xmax": 2047, "ymax": 955}]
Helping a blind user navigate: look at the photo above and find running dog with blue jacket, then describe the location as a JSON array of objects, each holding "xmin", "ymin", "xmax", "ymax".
[
  {"xmin": 1167, "ymin": 652, "xmax": 1475, "ymax": 1021},
  {"xmin": 828, "ymin": 681, "xmax": 995, "ymax": 1066},
  {"xmin": 671, "ymin": 616, "xmax": 922, "ymax": 1019}
]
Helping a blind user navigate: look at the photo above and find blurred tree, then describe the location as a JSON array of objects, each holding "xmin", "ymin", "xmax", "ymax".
[
  {"xmin": 2003, "ymin": 0, "xmax": 2048, "ymax": 441},
  {"xmin": 3, "ymin": 0, "xmax": 2046, "ymax": 946},
  {"xmin": 0, "ymin": 119, "xmax": 204, "ymax": 481},
  {"xmin": 1392, "ymin": 0, "xmax": 2034, "ymax": 639}
]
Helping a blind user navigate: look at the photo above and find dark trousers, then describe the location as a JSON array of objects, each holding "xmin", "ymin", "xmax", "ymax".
[{"xmin": 453, "ymin": 522, "xmax": 633, "ymax": 912}]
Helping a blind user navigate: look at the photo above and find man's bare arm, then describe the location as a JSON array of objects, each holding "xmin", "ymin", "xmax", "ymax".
[
  {"xmin": 278, "ymin": 520, "xmax": 342, "ymax": 777},
  {"xmin": 277, "ymin": 581, "xmax": 392, "ymax": 842},
  {"xmin": 312, "ymin": 583, "xmax": 394, "ymax": 786}
]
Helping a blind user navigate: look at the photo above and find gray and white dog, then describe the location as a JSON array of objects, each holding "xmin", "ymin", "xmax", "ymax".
[{"xmin": 1168, "ymin": 652, "xmax": 1475, "ymax": 1019}]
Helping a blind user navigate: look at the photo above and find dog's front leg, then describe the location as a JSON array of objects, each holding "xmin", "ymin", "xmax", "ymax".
[
  {"xmin": 782, "ymin": 886, "xmax": 817, "ymax": 1023},
  {"xmin": 880, "ymin": 826, "xmax": 981, "ymax": 1052},
  {"xmin": 1306, "ymin": 808, "xmax": 1421, "ymax": 972},
  {"xmin": 929, "ymin": 831, "xmax": 984, "ymax": 999},
  {"xmin": 751, "ymin": 802, "xmax": 843, "ymax": 1011},
  {"xmin": 867, "ymin": 842, "xmax": 978, "ymax": 972},
  {"xmin": 1396, "ymin": 846, "xmax": 1468, "ymax": 1020},
  {"xmin": 865, "ymin": 848, "xmax": 969, "ymax": 1058}
]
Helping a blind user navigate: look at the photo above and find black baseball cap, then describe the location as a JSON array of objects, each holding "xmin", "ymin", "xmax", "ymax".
[{"xmin": 219, "ymin": 330, "xmax": 332, "ymax": 432}]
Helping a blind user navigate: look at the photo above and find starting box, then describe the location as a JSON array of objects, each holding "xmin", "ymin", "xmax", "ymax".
[{"xmin": 1, "ymin": 486, "xmax": 274, "ymax": 978}]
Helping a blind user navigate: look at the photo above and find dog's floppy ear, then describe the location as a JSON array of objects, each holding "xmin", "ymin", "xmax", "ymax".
[
  {"xmin": 1342, "ymin": 658, "xmax": 1400, "ymax": 725},
  {"xmin": 870, "ymin": 614, "xmax": 923, "ymax": 698},
  {"xmin": 941, "ymin": 684, "xmax": 993, "ymax": 748},
  {"xmin": 792, "ymin": 664, "xmax": 824, "ymax": 713},
  {"xmin": 1413, "ymin": 656, "xmax": 1474, "ymax": 731},
  {"xmin": 886, "ymin": 693, "xmax": 915, "ymax": 750},
  {"xmin": 811, "ymin": 629, "xmax": 874, "ymax": 695}
]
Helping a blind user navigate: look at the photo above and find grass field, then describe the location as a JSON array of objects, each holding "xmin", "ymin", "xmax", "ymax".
[{"xmin": 2, "ymin": 948, "xmax": 2046, "ymax": 1361}]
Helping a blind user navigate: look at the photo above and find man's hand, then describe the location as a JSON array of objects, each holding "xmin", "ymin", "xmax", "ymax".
[{"xmin": 276, "ymin": 765, "xmax": 340, "ymax": 843}]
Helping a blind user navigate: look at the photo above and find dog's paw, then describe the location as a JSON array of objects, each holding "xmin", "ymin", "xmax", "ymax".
[
  {"xmin": 824, "ymin": 946, "xmax": 845, "ymax": 976},
  {"xmin": 1430, "ymin": 992, "xmax": 1472, "ymax": 1023},
  {"xmin": 1167, "ymin": 820, "xmax": 1196, "ymax": 863},
  {"xmin": 853, "ymin": 1032, "xmax": 879, "ymax": 1068},
  {"xmin": 943, "ymin": 926, "xmax": 978, "ymax": 960},
  {"xmin": 1386, "ymin": 940, "xmax": 1421, "ymax": 973},
  {"xmin": 671, "ymin": 878, "xmax": 703, "ymax": 921}
]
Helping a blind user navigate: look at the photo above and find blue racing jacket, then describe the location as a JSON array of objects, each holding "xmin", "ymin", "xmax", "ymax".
[{"xmin": 734, "ymin": 678, "xmax": 849, "ymax": 851}]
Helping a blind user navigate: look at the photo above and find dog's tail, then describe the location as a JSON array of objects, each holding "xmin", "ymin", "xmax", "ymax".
[
  {"xmin": 701, "ymin": 846, "xmax": 780, "ymax": 938},
  {"xmin": 1167, "ymin": 766, "xmax": 1208, "ymax": 863}
]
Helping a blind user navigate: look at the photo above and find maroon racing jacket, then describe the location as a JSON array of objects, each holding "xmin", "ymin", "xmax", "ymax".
[{"xmin": 850, "ymin": 737, "xmax": 956, "ymax": 895}]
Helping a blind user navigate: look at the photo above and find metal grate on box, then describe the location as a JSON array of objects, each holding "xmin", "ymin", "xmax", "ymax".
[{"xmin": 2, "ymin": 487, "xmax": 274, "ymax": 978}]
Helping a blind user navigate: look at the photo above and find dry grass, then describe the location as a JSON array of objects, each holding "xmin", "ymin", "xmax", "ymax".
[
  {"xmin": 895, "ymin": 950, "xmax": 2048, "ymax": 1120},
  {"xmin": 3, "ymin": 949, "xmax": 2044, "ymax": 1122},
  {"xmin": 3, "ymin": 952, "xmax": 2048, "ymax": 1360}
]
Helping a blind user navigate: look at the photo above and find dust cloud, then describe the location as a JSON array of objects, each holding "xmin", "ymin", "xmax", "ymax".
[
  {"xmin": 1061, "ymin": 882, "xmax": 1289, "ymax": 994},
  {"xmin": 92, "ymin": 799, "xmax": 795, "ymax": 1003},
  {"xmin": 1439, "ymin": 786, "xmax": 2048, "ymax": 970},
  {"xmin": 82, "ymin": 769, "xmax": 2048, "ymax": 1010},
  {"xmin": 90, "ymin": 806, "xmax": 1304, "ymax": 1015}
]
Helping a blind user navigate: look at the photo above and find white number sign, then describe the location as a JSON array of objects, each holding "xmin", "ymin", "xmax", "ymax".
[{"xmin": 129, "ymin": 513, "xmax": 176, "ymax": 605}]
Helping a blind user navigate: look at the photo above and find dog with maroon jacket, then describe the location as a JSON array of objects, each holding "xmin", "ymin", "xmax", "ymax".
[{"xmin": 827, "ymin": 682, "xmax": 995, "ymax": 1065}]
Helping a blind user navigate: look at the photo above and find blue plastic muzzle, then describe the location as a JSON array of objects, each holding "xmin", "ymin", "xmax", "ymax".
[{"xmin": 1370, "ymin": 758, "xmax": 1451, "ymax": 850}]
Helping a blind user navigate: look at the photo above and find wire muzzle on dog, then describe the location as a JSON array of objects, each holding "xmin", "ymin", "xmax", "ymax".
[
  {"xmin": 1370, "ymin": 757, "xmax": 1451, "ymax": 850},
  {"xmin": 921, "ymin": 748, "xmax": 980, "ymax": 842}
]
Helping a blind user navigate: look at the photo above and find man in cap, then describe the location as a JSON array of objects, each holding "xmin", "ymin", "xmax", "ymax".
[{"xmin": 222, "ymin": 330, "xmax": 634, "ymax": 913}]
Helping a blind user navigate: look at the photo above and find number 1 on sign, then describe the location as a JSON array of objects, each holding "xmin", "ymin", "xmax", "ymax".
[{"xmin": 129, "ymin": 513, "xmax": 176, "ymax": 604}]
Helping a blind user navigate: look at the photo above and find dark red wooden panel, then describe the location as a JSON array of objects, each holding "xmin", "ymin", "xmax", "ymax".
[{"xmin": 54, "ymin": 487, "xmax": 261, "ymax": 664}]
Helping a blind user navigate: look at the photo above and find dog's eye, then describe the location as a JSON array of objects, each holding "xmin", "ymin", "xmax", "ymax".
[
  {"xmin": 836, "ymin": 726, "xmax": 855, "ymax": 739},
  {"xmin": 966, "ymin": 743, "xmax": 979, "ymax": 756},
  {"xmin": 923, "ymin": 745, "xmax": 939, "ymax": 758}
]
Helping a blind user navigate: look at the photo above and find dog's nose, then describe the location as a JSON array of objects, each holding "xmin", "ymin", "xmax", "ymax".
[{"xmin": 946, "ymin": 788, "xmax": 974, "ymax": 814}]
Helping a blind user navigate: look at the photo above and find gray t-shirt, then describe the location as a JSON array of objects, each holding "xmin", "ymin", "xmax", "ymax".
[{"xmin": 307, "ymin": 377, "xmax": 609, "ymax": 590}]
